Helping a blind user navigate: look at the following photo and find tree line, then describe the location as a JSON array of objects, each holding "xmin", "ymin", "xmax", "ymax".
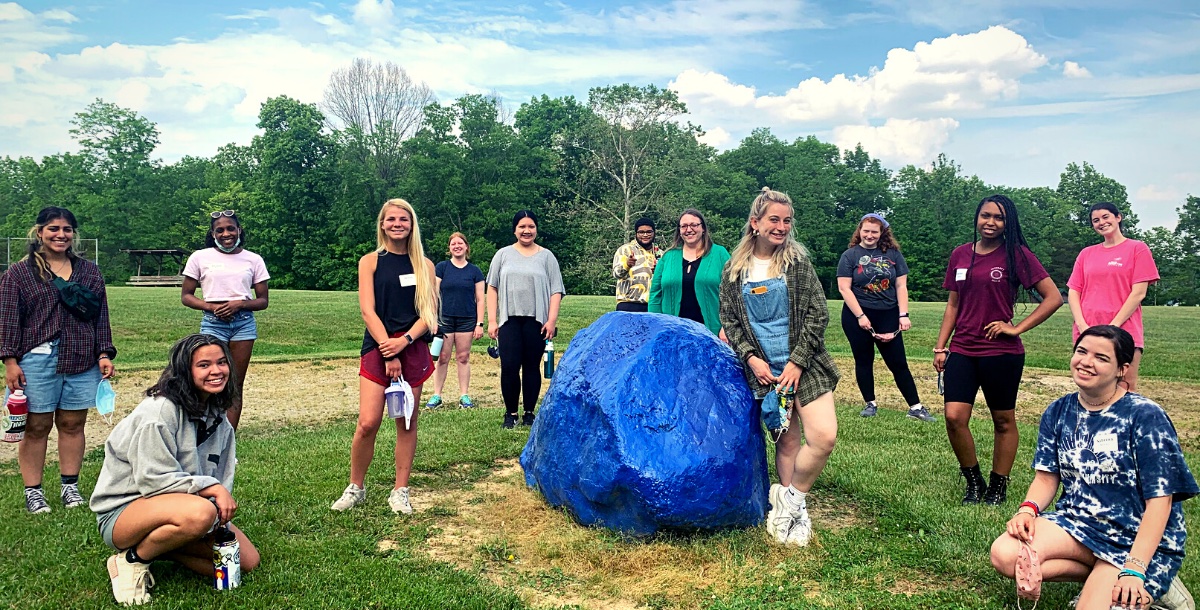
[{"xmin": 1, "ymin": 58, "xmax": 1197, "ymax": 303}]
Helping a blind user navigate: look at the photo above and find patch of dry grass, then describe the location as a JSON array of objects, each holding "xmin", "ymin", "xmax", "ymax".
[{"xmin": 415, "ymin": 459, "xmax": 871, "ymax": 610}]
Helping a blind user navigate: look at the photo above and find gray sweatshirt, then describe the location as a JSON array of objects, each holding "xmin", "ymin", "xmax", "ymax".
[{"xmin": 90, "ymin": 395, "xmax": 236, "ymax": 515}]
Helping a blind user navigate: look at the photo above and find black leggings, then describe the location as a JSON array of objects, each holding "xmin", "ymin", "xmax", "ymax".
[
  {"xmin": 498, "ymin": 316, "xmax": 544, "ymax": 415},
  {"xmin": 840, "ymin": 304, "xmax": 921, "ymax": 406}
]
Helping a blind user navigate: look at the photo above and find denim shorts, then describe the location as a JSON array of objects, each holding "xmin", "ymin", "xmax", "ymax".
[
  {"xmin": 5, "ymin": 340, "xmax": 101, "ymax": 413},
  {"xmin": 96, "ymin": 502, "xmax": 130, "ymax": 550},
  {"xmin": 201, "ymin": 310, "xmax": 257, "ymax": 342}
]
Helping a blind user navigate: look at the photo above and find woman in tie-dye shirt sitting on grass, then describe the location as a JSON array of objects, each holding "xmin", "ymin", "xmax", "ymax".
[{"xmin": 989, "ymin": 325, "xmax": 1196, "ymax": 609}]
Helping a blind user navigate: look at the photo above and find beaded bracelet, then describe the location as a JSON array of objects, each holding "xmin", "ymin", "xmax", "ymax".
[{"xmin": 1117, "ymin": 568, "xmax": 1146, "ymax": 581}]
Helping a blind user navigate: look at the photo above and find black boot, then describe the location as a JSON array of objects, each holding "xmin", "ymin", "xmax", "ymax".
[
  {"xmin": 960, "ymin": 465, "xmax": 988, "ymax": 505},
  {"xmin": 983, "ymin": 472, "xmax": 1009, "ymax": 506}
]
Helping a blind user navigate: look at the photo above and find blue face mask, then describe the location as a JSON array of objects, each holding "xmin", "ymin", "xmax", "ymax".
[
  {"xmin": 215, "ymin": 236, "xmax": 242, "ymax": 254},
  {"xmin": 96, "ymin": 379, "xmax": 116, "ymax": 424}
]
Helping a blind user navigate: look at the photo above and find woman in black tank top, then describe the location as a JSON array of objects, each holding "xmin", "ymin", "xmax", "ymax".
[{"xmin": 331, "ymin": 199, "xmax": 438, "ymax": 515}]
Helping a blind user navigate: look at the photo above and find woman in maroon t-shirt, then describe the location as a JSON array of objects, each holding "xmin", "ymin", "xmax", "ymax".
[{"xmin": 932, "ymin": 195, "xmax": 1062, "ymax": 506}]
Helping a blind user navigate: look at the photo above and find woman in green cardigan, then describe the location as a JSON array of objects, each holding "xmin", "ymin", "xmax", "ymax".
[{"xmin": 648, "ymin": 208, "xmax": 730, "ymax": 339}]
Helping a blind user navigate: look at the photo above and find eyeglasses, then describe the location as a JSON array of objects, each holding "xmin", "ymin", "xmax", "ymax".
[
  {"xmin": 636, "ymin": 230, "xmax": 655, "ymax": 235},
  {"xmin": 679, "ymin": 223, "xmax": 702, "ymax": 230},
  {"xmin": 210, "ymin": 210, "xmax": 236, "ymax": 219}
]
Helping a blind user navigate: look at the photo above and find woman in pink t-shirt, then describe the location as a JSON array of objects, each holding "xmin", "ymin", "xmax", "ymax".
[
  {"xmin": 181, "ymin": 211, "xmax": 271, "ymax": 429},
  {"xmin": 933, "ymin": 195, "xmax": 1062, "ymax": 507},
  {"xmin": 1067, "ymin": 202, "xmax": 1159, "ymax": 392}
]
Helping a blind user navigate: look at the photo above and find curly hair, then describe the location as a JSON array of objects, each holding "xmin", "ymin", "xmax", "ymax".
[{"xmin": 848, "ymin": 217, "xmax": 901, "ymax": 252}]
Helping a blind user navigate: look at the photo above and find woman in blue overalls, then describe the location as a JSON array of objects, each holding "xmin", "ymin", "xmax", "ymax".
[{"xmin": 719, "ymin": 187, "xmax": 840, "ymax": 548}]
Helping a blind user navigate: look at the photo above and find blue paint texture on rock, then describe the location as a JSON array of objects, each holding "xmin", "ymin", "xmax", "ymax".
[{"xmin": 520, "ymin": 312, "xmax": 769, "ymax": 535}]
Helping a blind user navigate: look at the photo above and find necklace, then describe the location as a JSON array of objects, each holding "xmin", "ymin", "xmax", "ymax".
[
  {"xmin": 1079, "ymin": 385, "xmax": 1119, "ymax": 409},
  {"xmin": 50, "ymin": 257, "xmax": 70, "ymax": 276}
]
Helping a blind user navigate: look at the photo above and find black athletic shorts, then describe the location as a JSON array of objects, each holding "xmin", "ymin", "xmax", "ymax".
[{"xmin": 942, "ymin": 352, "xmax": 1025, "ymax": 411}]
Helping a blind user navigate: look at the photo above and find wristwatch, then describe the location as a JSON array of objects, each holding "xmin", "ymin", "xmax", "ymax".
[{"xmin": 477, "ymin": 322, "xmax": 484, "ymax": 328}]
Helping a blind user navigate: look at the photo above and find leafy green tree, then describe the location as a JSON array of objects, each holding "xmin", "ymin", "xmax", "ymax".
[
  {"xmin": 889, "ymin": 156, "xmax": 989, "ymax": 300},
  {"xmin": 252, "ymin": 96, "xmax": 339, "ymax": 288}
]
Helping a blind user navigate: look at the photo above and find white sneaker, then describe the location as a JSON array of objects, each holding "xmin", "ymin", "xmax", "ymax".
[
  {"xmin": 388, "ymin": 487, "xmax": 413, "ymax": 514},
  {"xmin": 331, "ymin": 483, "xmax": 365, "ymax": 512},
  {"xmin": 107, "ymin": 553, "xmax": 154, "ymax": 606},
  {"xmin": 1152, "ymin": 576, "xmax": 1195, "ymax": 610},
  {"xmin": 785, "ymin": 511, "xmax": 812, "ymax": 547},
  {"xmin": 764, "ymin": 484, "xmax": 793, "ymax": 544}
]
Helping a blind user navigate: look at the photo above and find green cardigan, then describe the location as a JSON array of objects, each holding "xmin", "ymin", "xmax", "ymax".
[{"xmin": 647, "ymin": 245, "xmax": 730, "ymax": 335}]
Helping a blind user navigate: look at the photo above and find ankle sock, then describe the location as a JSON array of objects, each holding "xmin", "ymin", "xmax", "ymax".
[
  {"xmin": 784, "ymin": 486, "xmax": 806, "ymax": 510},
  {"xmin": 25, "ymin": 484, "xmax": 42, "ymax": 493},
  {"xmin": 61, "ymin": 474, "xmax": 79, "ymax": 486},
  {"xmin": 125, "ymin": 547, "xmax": 151, "ymax": 564}
]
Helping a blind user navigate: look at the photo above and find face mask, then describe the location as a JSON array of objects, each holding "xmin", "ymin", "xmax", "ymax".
[
  {"xmin": 215, "ymin": 236, "xmax": 242, "ymax": 254},
  {"xmin": 96, "ymin": 379, "xmax": 116, "ymax": 425}
]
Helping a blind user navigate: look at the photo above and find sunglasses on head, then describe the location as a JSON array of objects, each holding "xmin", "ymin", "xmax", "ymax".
[{"xmin": 210, "ymin": 210, "xmax": 236, "ymax": 219}]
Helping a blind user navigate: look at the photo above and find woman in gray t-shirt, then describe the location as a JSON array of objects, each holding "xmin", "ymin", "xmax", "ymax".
[
  {"xmin": 836, "ymin": 213, "xmax": 933, "ymax": 423},
  {"xmin": 486, "ymin": 211, "xmax": 565, "ymax": 429}
]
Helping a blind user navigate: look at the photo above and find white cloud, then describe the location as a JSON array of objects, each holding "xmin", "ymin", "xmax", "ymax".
[
  {"xmin": 675, "ymin": 26, "xmax": 1047, "ymax": 126},
  {"xmin": 1062, "ymin": 60, "xmax": 1091, "ymax": 78},
  {"xmin": 832, "ymin": 118, "xmax": 959, "ymax": 165},
  {"xmin": 1135, "ymin": 184, "xmax": 1182, "ymax": 203},
  {"xmin": 697, "ymin": 125, "xmax": 731, "ymax": 149},
  {"xmin": 0, "ymin": 2, "xmax": 31, "ymax": 21},
  {"xmin": 40, "ymin": 8, "xmax": 75, "ymax": 22},
  {"xmin": 670, "ymin": 70, "xmax": 757, "ymax": 107}
]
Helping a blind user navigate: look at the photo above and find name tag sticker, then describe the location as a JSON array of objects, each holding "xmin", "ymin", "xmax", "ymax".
[
  {"xmin": 1093, "ymin": 431, "xmax": 1119, "ymax": 453},
  {"xmin": 30, "ymin": 342, "xmax": 52, "ymax": 355},
  {"xmin": 955, "ymin": 268, "xmax": 968, "ymax": 282},
  {"xmin": 398, "ymin": 274, "xmax": 417, "ymax": 287},
  {"xmin": 750, "ymin": 286, "xmax": 769, "ymax": 295}
]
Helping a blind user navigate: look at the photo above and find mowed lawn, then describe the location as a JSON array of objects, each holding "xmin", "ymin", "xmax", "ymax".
[{"xmin": 2, "ymin": 288, "xmax": 1198, "ymax": 609}]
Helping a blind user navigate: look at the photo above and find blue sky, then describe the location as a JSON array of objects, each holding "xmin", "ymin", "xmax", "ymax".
[{"xmin": 2, "ymin": 0, "xmax": 1197, "ymax": 227}]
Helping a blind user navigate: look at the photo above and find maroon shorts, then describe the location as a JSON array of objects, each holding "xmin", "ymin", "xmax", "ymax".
[{"xmin": 359, "ymin": 333, "xmax": 435, "ymax": 387}]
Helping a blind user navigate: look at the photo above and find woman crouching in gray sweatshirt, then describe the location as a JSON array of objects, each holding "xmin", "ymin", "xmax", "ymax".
[{"xmin": 90, "ymin": 334, "xmax": 261, "ymax": 606}]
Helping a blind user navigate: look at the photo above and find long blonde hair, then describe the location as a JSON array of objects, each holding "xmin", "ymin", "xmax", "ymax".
[
  {"xmin": 725, "ymin": 187, "xmax": 809, "ymax": 282},
  {"xmin": 375, "ymin": 199, "xmax": 437, "ymax": 329}
]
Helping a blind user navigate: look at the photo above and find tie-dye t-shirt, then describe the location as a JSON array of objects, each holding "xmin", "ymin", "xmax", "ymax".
[{"xmin": 1033, "ymin": 392, "xmax": 1198, "ymax": 598}]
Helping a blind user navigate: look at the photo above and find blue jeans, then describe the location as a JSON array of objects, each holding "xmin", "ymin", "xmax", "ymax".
[{"xmin": 201, "ymin": 310, "xmax": 257, "ymax": 342}]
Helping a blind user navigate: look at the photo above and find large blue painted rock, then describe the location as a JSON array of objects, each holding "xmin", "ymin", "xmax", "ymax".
[{"xmin": 520, "ymin": 312, "xmax": 769, "ymax": 536}]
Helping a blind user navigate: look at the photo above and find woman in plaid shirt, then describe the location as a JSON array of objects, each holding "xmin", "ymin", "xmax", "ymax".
[
  {"xmin": 1, "ymin": 207, "xmax": 116, "ymax": 515},
  {"xmin": 719, "ymin": 188, "xmax": 839, "ymax": 548}
]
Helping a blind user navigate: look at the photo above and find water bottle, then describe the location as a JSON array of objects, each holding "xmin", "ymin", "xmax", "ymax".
[
  {"xmin": 429, "ymin": 332, "xmax": 444, "ymax": 362},
  {"xmin": 385, "ymin": 380, "xmax": 407, "ymax": 420},
  {"xmin": 212, "ymin": 526, "xmax": 241, "ymax": 590},
  {"xmin": 543, "ymin": 340, "xmax": 555, "ymax": 379},
  {"xmin": 3, "ymin": 389, "xmax": 27, "ymax": 443}
]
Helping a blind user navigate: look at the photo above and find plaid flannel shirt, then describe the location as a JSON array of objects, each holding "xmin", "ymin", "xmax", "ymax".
[
  {"xmin": 718, "ymin": 254, "xmax": 838, "ymax": 406},
  {"xmin": 0, "ymin": 258, "xmax": 116, "ymax": 374}
]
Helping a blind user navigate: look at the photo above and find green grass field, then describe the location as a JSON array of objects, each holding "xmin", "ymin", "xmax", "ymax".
[{"xmin": 3, "ymin": 288, "xmax": 1197, "ymax": 609}]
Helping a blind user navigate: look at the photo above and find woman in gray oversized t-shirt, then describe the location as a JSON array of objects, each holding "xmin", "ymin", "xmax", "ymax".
[
  {"xmin": 486, "ymin": 210, "xmax": 565, "ymax": 429},
  {"xmin": 836, "ymin": 214, "xmax": 933, "ymax": 423}
]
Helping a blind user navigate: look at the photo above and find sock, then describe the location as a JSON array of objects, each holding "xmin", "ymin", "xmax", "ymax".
[
  {"xmin": 908, "ymin": 403, "xmax": 923, "ymax": 411},
  {"xmin": 125, "ymin": 547, "xmax": 151, "ymax": 564},
  {"xmin": 784, "ymin": 486, "xmax": 806, "ymax": 510},
  {"xmin": 61, "ymin": 474, "xmax": 79, "ymax": 486},
  {"xmin": 25, "ymin": 484, "xmax": 42, "ymax": 493}
]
